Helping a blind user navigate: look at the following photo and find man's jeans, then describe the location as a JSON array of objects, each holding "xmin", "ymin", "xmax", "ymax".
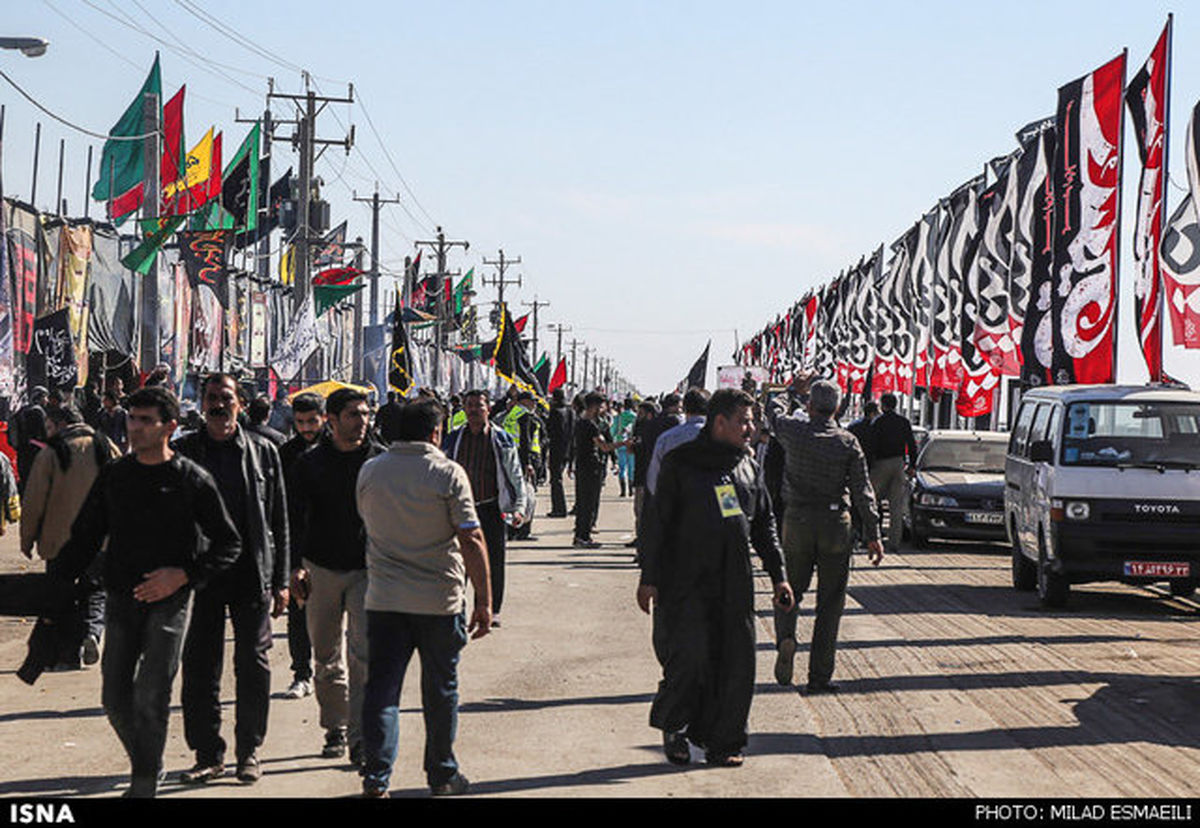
[
  {"xmin": 102, "ymin": 588, "xmax": 191, "ymax": 791},
  {"xmin": 477, "ymin": 502, "xmax": 507, "ymax": 614},
  {"xmin": 181, "ymin": 585, "xmax": 273, "ymax": 763},
  {"xmin": 45, "ymin": 554, "xmax": 105, "ymax": 665},
  {"xmin": 773, "ymin": 508, "xmax": 853, "ymax": 685},
  {"xmin": 361, "ymin": 611, "xmax": 468, "ymax": 791},
  {"xmin": 305, "ymin": 561, "xmax": 368, "ymax": 746}
]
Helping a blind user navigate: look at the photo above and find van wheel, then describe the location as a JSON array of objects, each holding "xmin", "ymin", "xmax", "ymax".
[
  {"xmin": 1012, "ymin": 533, "xmax": 1036, "ymax": 592},
  {"xmin": 1169, "ymin": 579, "xmax": 1197, "ymax": 598},
  {"xmin": 1037, "ymin": 533, "xmax": 1069, "ymax": 608}
]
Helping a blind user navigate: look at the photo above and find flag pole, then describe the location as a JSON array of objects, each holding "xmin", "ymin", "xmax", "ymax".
[
  {"xmin": 1112, "ymin": 48, "xmax": 1128, "ymax": 384},
  {"xmin": 1159, "ymin": 16, "xmax": 1173, "ymax": 383}
]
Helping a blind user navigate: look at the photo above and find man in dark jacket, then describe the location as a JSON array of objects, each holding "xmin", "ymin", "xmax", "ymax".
[
  {"xmin": 867, "ymin": 392, "xmax": 918, "ymax": 554},
  {"xmin": 288, "ymin": 388, "xmax": 381, "ymax": 766},
  {"xmin": 636, "ymin": 389, "xmax": 792, "ymax": 767},
  {"xmin": 11, "ymin": 386, "xmax": 49, "ymax": 493},
  {"xmin": 173, "ymin": 373, "xmax": 290, "ymax": 786},
  {"xmin": 247, "ymin": 395, "xmax": 287, "ymax": 447},
  {"xmin": 278, "ymin": 393, "xmax": 326, "ymax": 701},
  {"xmin": 52, "ymin": 386, "xmax": 241, "ymax": 797},
  {"xmin": 545, "ymin": 389, "xmax": 574, "ymax": 518},
  {"xmin": 628, "ymin": 400, "xmax": 658, "ymax": 547}
]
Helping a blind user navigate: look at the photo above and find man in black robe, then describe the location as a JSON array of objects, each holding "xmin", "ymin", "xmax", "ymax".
[{"xmin": 637, "ymin": 388, "xmax": 792, "ymax": 767}]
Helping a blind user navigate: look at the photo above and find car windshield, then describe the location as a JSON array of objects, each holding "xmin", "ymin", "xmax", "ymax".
[
  {"xmin": 918, "ymin": 438, "xmax": 1007, "ymax": 473},
  {"xmin": 1061, "ymin": 401, "xmax": 1200, "ymax": 468}
]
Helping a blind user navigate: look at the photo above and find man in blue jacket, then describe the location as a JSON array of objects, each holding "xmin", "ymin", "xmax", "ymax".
[{"xmin": 443, "ymin": 389, "xmax": 529, "ymax": 627}]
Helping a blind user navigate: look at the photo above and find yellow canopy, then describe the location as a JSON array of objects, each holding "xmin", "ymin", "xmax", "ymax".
[{"xmin": 287, "ymin": 380, "xmax": 377, "ymax": 403}]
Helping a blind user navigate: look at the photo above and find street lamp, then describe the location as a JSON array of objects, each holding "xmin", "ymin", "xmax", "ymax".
[{"xmin": 0, "ymin": 37, "xmax": 49, "ymax": 57}]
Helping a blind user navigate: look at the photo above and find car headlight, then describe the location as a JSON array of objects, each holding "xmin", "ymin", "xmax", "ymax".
[
  {"xmin": 918, "ymin": 493, "xmax": 958, "ymax": 507},
  {"xmin": 1065, "ymin": 501, "xmax": 1090, "ymax": 520}
]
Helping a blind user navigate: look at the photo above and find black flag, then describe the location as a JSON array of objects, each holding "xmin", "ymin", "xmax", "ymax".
[
  {"xmin": 178, "ymin": 230, "xmax": 233, "ymax": 306},
  {"xmin": 388, "ymin": 291, "xmax": 414, "ymax": 397},
  {"xmin": 685, "ymin": 340, "xmax": 710, "ymax": 389},
  {"xmin": 221, "ymin": 151, "xmax": 253, "ymax": 228},
  {"xmin": 314, "ymin": 221, "xmax": 347, "ymax": 269},
  {"xmin": 489, "ymin": 303, "xmax": 545, "ymax": 397},
  {"xmin": 28, "ymin": 309, "xmax": 77, "ymax": 391}
]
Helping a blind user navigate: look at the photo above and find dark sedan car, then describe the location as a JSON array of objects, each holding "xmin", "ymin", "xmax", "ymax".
[{"xmin": 909, "ymin": 431, "xmax": 1008, "ymax": 547}]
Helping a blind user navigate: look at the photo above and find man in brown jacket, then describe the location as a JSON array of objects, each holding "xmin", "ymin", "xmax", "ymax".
[{"xmin": 20, "ymin": 404, "xmax": 116, "ymax": 669}]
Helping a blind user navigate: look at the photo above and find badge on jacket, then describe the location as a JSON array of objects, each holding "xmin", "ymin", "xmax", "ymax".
[{"xmin": 714, "ymin": 484, "xmax": 742, "ymax": 518}]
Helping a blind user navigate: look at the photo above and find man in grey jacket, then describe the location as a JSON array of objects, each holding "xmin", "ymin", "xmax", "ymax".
[{"xmin": 442, "ymin": 389, "xmax": 529, "ymax": 626}]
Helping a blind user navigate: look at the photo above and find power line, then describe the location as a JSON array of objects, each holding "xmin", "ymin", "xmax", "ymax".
[
  {"xmin": 0, "ymin": 67, "xmax": 157, "ymax": 141},
  {"xmin": 356, "ymin": 93, "xmax": 437, "ymax": 227}
]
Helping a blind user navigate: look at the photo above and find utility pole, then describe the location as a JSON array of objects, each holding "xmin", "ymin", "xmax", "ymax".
[
  {"xmin": 234, "ymin": 103, "xmax": 275, "ymax": 282},
  {"xmin": 569, "ymin": 338, "xmax": 581, "ymax": 389},
  {"xmin": 267, "ymin": 75, "xmax": 354, "ymax": 313},
  {"xmin": 415, "ymin": 226, "xmax": 469, "ymax": 391},
  {"xmin": 352, "ymin": 237, "xmax": 365, "ymax": 381},
  {"xmin": 138, "ymin": 89, "xmax": 160, "ymax": 373},
  {"xmin": 548, "ymin": 323, "xmax": 572, "ymax": 368},
  {"xmin": 353, "ymin": 185, "xmax": 402, "ymax": 328},
  {"xmin": 582, "ymin": 347, "xmax": 591, "ymax": 390},
  {"xmin": 521, "ymin": 297, "xmax": 550, "ymax": 365},
  {"xmin": 482, "ymin": 249, "xmax": 522, "ymax": 316}
]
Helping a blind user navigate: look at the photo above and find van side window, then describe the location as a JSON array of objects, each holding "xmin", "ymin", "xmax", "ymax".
[
  {"xmin": 1027, "ymin": 405, "xmax": 1051, "ymax": 459},
  {"xmin": 1009, "ymin": 402, "xmax": 1036, "ymax": 456},
  {"xmin": 1043, "ymin": 406, "xmax": 1061, "ymax": 447}
]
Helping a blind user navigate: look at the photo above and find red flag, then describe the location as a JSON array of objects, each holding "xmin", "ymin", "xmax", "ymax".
[
  {"xmin": 1126, "ymin": 22, "xmax": 1169, "ymax": 381},
  {"xmin": 206, "ymin": 132, "xmax": 223, "ymax": 204},
  {"xmin": 161, "ymin": 86, "xmax": 186, "ymax": 214},
  {"xmin": 514, "ymin": 313, "xmax": 530, "ymax": 334},
  {"xmin": 548, "ymin": 357, "xmax": 567, "ymax": 393},
  {"xmin": 313, "ymin": 266, "xmax": 362, "ymax": 286}
]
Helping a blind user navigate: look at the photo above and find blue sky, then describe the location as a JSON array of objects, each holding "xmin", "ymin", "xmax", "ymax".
[{"xmin": 2, "ymin": 1, "xmax": 1197, "ymax": 392}]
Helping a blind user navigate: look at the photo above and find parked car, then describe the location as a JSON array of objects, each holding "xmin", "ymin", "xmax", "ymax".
[
  {"xmin": 909, "ymin": 430, "xmax": 1008, "ymax": 548},
  {"xmin": 1005, "ymin": 384, "xmax": 1200, "ymax": 608}
]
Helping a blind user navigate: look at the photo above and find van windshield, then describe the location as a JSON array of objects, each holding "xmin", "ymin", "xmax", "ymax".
[{"xmin": 1061, "ymin": 402, "xmax": 1200, "ymax": 468}]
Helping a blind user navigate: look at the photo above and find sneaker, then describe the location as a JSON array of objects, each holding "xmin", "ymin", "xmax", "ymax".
[
  {"xmin": 81, "ymin": 634, "xmax": 101, "ymax": 666},
  {"xmin": 491, "ymin": 615, "xmax": 501, "ymax": 628},
  {"xmin": 179, "ymin": 761, "xmax": 225, "ymax": 784},
  {"xmin": 774, "ymin": 638, "xmax": 796, "ymax": 686},
  {"xmin": 236, "ymin": 754, "xmax": 261, "ymax": 784},
  {"xmin": 430, "ymin": 772, "xmax": 470, "ymax": 797},
  {"xmin": 322, "ymin": 728, "xmax": 348, "ymax": 758},
  {"xmin": 572, "ymin": 538, "xmax": 601, "ymax": 549},
  {"xmin": 284, "ymin": 678, "xmax": 312, "ymax": 699}
]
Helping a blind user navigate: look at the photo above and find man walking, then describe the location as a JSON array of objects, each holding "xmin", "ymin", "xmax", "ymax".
[
  {"xmin": 573, "ymin": 392, "xmax": 619, "ymax": 549},
  {"xmin": 637, "ymin": 389, "xmax": 792, "ymax": 767},
  {"xmin": 646, "ymin": 388, "xmax": 710, "ymax": 497},
  {"xmin": 545, "ymin": 389, "xmax": 574, "ymax": 518},
  {"xmin": 20, "ymin": 405, "xmax": 116, "ymax": 670},
  {"xmin": 357, "ymin": 398, "xmax": 493, "ymax": 798},
  {"xmin": 278, "ymin": 392, "xmax": 326, "ymax": 700},
  {"xmin": 51, "ymin": 387, "xmax": 241, "ymax": 797},
  {"xmin": 10, "ymin": 386, "xmax": 49, "ymax": 494},
  {"xmin": 867, "ymin": 392, "xmax": 918, "ymax": 554},
  {"xmin": 289, "ymin": 388, "xmax": 381, "ymax": 765},
  {"xmin": 173, "ymin": 373, "xmax": 290, "ymax": 785},
  {"xmin": 769, "ymin": 379, "xmax": 883, "ymax": 694},
  {"xmin": 502, "ymin": 391, "xmax": 542, "ymax": 541},
  {"xmin": 443, "ymin": 389, "xmax": 528, "ymax": 628}
]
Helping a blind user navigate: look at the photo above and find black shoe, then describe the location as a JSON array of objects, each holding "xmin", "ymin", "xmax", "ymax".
[
  {"xmin": 236, "ymin": 754, "xmax": 261, "ymax": 784},
  {"xmin": 547, "ymin": 511, "xmax": 567, "ymax": 518},
  {"xmin": 180, "ymin": 760, "xmax": 225, "ymax": 784},
  {"xmin": 573, "ymin": 537, "xmax": 601, "ymax": 549},
  {"xmin": 322, "ymin": 728, "xmax": 348, "ymax": 758},
  {"xmin": 349, "ymin": 742, "xmax": 364, "ymax": 769},
  {"xmin": 663, "ymin": 730, "xmax": 690, "ymax": 765},
  {"xmin": 805, "ymin": 681, "xmax": 841, "ymax": 695},
  {"xmin": 430, "ymin": 772, "xmax": 470, "ymax": 796}
]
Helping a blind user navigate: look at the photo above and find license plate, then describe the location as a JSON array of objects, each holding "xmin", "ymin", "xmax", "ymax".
[
  {"xmin": 1124, "ymin": 561, "xmax": 1191, "ymax": 578},
  {"xmin": 964, "ymin": 512, "xmax": 1004, "ymax": 524}
]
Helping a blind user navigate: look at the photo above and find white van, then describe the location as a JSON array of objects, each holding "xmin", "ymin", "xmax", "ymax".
[{"xmin": 1005, "ymin": 384, "xmax": 1200, "ymax": 608}]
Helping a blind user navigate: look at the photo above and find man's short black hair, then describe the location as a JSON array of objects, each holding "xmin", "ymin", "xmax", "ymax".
[
  {"xmin": 863, "ymin": 400, "xmax": 880, "ymax": 416},
  {"xmin": 103, "ymin": 390, "xmax": 120, "ymax": 405},
  {"xmin": 47, "ymin": 404, "xmax": 84, "ymax": 428},
  {"xmin": 660, "ymin": 393, "xmax": 682, "ymax": 410},
  {"xmin": 327, "ymin": 387, "xmax": 369, "ymax": 417},
  {"xmin": 292, "ymin": 392, "xmax": 325, "ymax": 415},
  {"xmin": 683, "ymin": 387, "xmax": 711, "ymax": 416},
  {"xmin": 584, "ymin": 391, "xmax": 606, "ymax": 408},
  {"xmin": 201, "ymin": 372, "xmax": 241, "ymax": 399},
  {"xmin": 128, "ymin": 386, "xmax": 180, "ymax": 425},
  {"xmin": 706, "ymin": 388, "xmax": 754, "ymax": 424},
  {"xmin": 879, "ymin": 392, "xmax": 898, "ymax": 411},
  {"xmin": 248, "ymin": 395, "xmax": 272, "ymax": 425},
  {"xmin": 464, "ymin": 388, "xmax": 490, "ymax": 403},
  {"xmin": 388, "ymin": 398, "xmax": 445, "ymax": 443}
]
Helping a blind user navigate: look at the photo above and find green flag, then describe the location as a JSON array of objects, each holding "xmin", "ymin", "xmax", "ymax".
[
  {"xmin": 314, "ymin": 282, "xmax": 364, "ymax": 316},
  {"xmin": 92, "ymin": 55, "xmax": 161, "ymax": 204},
  {"xmin": 120, "ymin": 215, "xmax": 186, "ymax": 275},
  {"xmin": 453, "ymin": 267, "xmax": 474, "ymax": 316},
  {"xmin": 221, "ymin": 123, "xmax": 260, "ymax": 231}
]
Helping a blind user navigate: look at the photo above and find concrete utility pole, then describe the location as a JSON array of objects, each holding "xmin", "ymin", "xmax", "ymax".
[
  {"xmin": 482, "ymin": 249, "xmax": 522, "ymax": 316},
  {"xmin": 414, "ymin": 226, "xmax": 469, "ymax": 390},
  {"xmin": 548, "ymin": 323, "xmax": 571, "ymax": 369},
  {"xmin": 353, "ymin": 185, "xmax": 402, "ymax": 328},
  {"xmin": 582, "ymin": 347, "xmax": 591, "ymax": 390},
  {"xmin": 268, "ymin": 75, "xmax": 354, "ymax": 312},
  {"xmin": 352, "ymin": 238, "xmax": 365, "ymax": 381},
  {"xmin": 234, "ymin": 104, "xmax": 275, "ymax": 282},
  {"xmin": 521, "ymin": 297, "xmax": 550, "ymax": 366},
  {"xmin": 569, "ymin": 338, "xmax": 581, "ymax": 389},
  {"xmin": 138, "ymin": 89, "xmax": 160, "ymax": 373}
]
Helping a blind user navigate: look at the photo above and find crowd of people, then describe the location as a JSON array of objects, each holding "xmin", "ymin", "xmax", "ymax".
[{"xmin": 12, "ymin": 365, "xmax": 923, "ymax": 796}]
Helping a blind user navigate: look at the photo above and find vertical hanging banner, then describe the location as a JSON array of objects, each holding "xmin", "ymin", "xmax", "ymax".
[
  {"xmin": 178, "ymin": 229, "xmax": 233, "ymax": 305},
  {"xmin": 189, "ymin": 284, "xmax": 224, "ymax": 373},
  {"xmin": 60, "ymin": 223, "xmax": 93, "ymax": 385},
  {"xmin": 891, "ymin": 224, "xmax": 919, "ymax": 394},
  {"xmin": 314, "ymin": 221, "xmax": 347, "ymax": 269},
  {"xmin": 931, "ymin": 178, "xmax": 982, "ymax": 390},
  {"xmin": 1010, "ymin": 117, "xmax": 1055, "ymax": 377},
  {"xmin": 873, "ymin": 241, "xmax": 900, "ymax": 395},
  {"xmin": 973, "ymin": 154, "xmax": 1022, "ymax": 376},
  {"xmin": 270, "ymin": 292, "xmax": 324, "ymax": 382},
  {"xmin": 802, "ymin": 291, "xmax": 820, "ymax": 374},
  {"xmin": 848, "ymin": 250, "xmax": 879, "ymax": 394},
  {"xmin": 911, "ymin": 209, "xmax": 938, "ymax": 389},
  {"xmin": 1125, "ymin": 21, "xmax": 1169, "ymax": 381},
  {"xmin": 958, "ymin": 182, "xmax": 998, "ymax": 417},
  {"xmin": 1019, "ymin": 124, "xmax": 1058, "ymax": 386},
  {"xmin": 172, "ymin": 263, "xmax": 192, "ymax": 381},
  {"xmin": 5, "ymin": 201, "xmax": 39, "ymax": 355},
  {"xmin": 1050, "ymin": 52, "xmax": 1125, "ymax": 385},
  {"xmin": 28, "ymin": 309, "xmax": 77, "ymax": 391},
  {"xmin": 1160, "ymin": 193, "xmax": 1200, "ymax": 348},
  {"xmin": 0, "ymin": 159, "xmax": 12, "ymax": 397},
  {"xmin": 250, "ymin": 291, "xmax": 268, "ymax": 367},
  {"xmin": 87, "ymin": 228, "xmax": 136, "ymax": 356}
]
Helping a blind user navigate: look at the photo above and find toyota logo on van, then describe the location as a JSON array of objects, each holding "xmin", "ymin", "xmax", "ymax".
[{"xmin": 1133, "ymin": 503, "xmax": 1182, "ymax": 515}]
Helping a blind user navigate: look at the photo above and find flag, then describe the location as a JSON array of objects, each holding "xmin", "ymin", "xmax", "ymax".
[
  {"xmin": 1018, "ymin": 123, "xmax": 1058, "ymax": 387},
  {"xmin": 28, "ymin": 309, "xmax": 76, "ymax": 391},
  {"xmin": 1126, "ymin": 21, "xmax": 1170, "ymax": 381},
  {"xmin": 87, "ymin": 228, "xmax": 135, "ymax": 356},
  {"xmin": 315, "ymin": 283, "xmax": 364, "ymax": 316},
  {"xmin": 931, "ymin": 178, "xmax": 981, "ymax": 390},
  {"xmin": 534, "ymin": 353, "xmax": 551, "ymax": 394},
  {"xmin": 219, "ymin": 123, "xmax": 260, "ymax": 231},
  {"xmin": 959, "ymin": 181, "xmax": 999, "ymax": 417},
  {"xmin": 972, "ymin": 155, "xmax": 1021, "ymax": 375},
  {"xmin": 513, "ymin": 312, "xmax": 530, "ymax": 334},
  {"xmin": 1050, "ymin": 53, "xmax": 1125, "ymax": 385},
  {"xmin": 270, "ymin": 292, "xmax": 324, "ymax": 382},
  {"xmin": 847, "ymin": 251, "xmax": 878, "ymax": 394},
  {"xmin": 236, "ymin": 167, "xmax": 292, "ymax": 249},
  {"xmin": 120, "ymin": 215, "xmax": 186, "ymax": 275},
  {"xmin": 178, "ymin": 229, "xmax": 233, "ymax": 305},
  {"xmin": 488, "ymin": 303, "xmax": 545, "ymax": 398},
  {"xmin": 314, "ymin": 220, "xmax": 347, "ymax": 268},
  {"xmin": 549, "ymin": 357, "xmax": 567, "ymax": 393},
  {"xmin": 92, "ymin": 55, "xmax": 161, "ymax": 223},
  {"xmin": 685, "ymin": 340, "xmax": 710, "ymax": 389},
  {"xmin": 160, "ymin": 86, "xmax": 186, "ymax": 214},
  {"xmin": 911, "ymin": 208, "xmax": 939, "ymax": 388},
  {"xmin": 389, "ymin": 290, "xmax": 414, "ymax": 396},
  {"xmin": 280, "ymin": 243, "xmax": 295, "ymax": 286},
  {"xmin": 166, "ymin": 128, "xmax": 218, "ymax": 212},
  {"xmin": 453, "ymin": 267, "xmax": 474, "ymax": 317},
  {"xmin": 313, "ymin": 266, "xmax": 363, "ymax": 286},
  {"xmin": 1009, "ymin": 117, "xmax": 1055, "ymax": 373},
  {"xmin": 1160, "ymin": 193, "xmax": 1200, "ymax": 348}
]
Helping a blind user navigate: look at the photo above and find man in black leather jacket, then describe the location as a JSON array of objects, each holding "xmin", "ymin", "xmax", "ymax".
[
  {"xmin": 172, "ymin": 373, "xmax": 290, "ymax": 786},
  {"xmin": 636, "ymin": 389, "xmax": 792, "ymax": 768}
]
